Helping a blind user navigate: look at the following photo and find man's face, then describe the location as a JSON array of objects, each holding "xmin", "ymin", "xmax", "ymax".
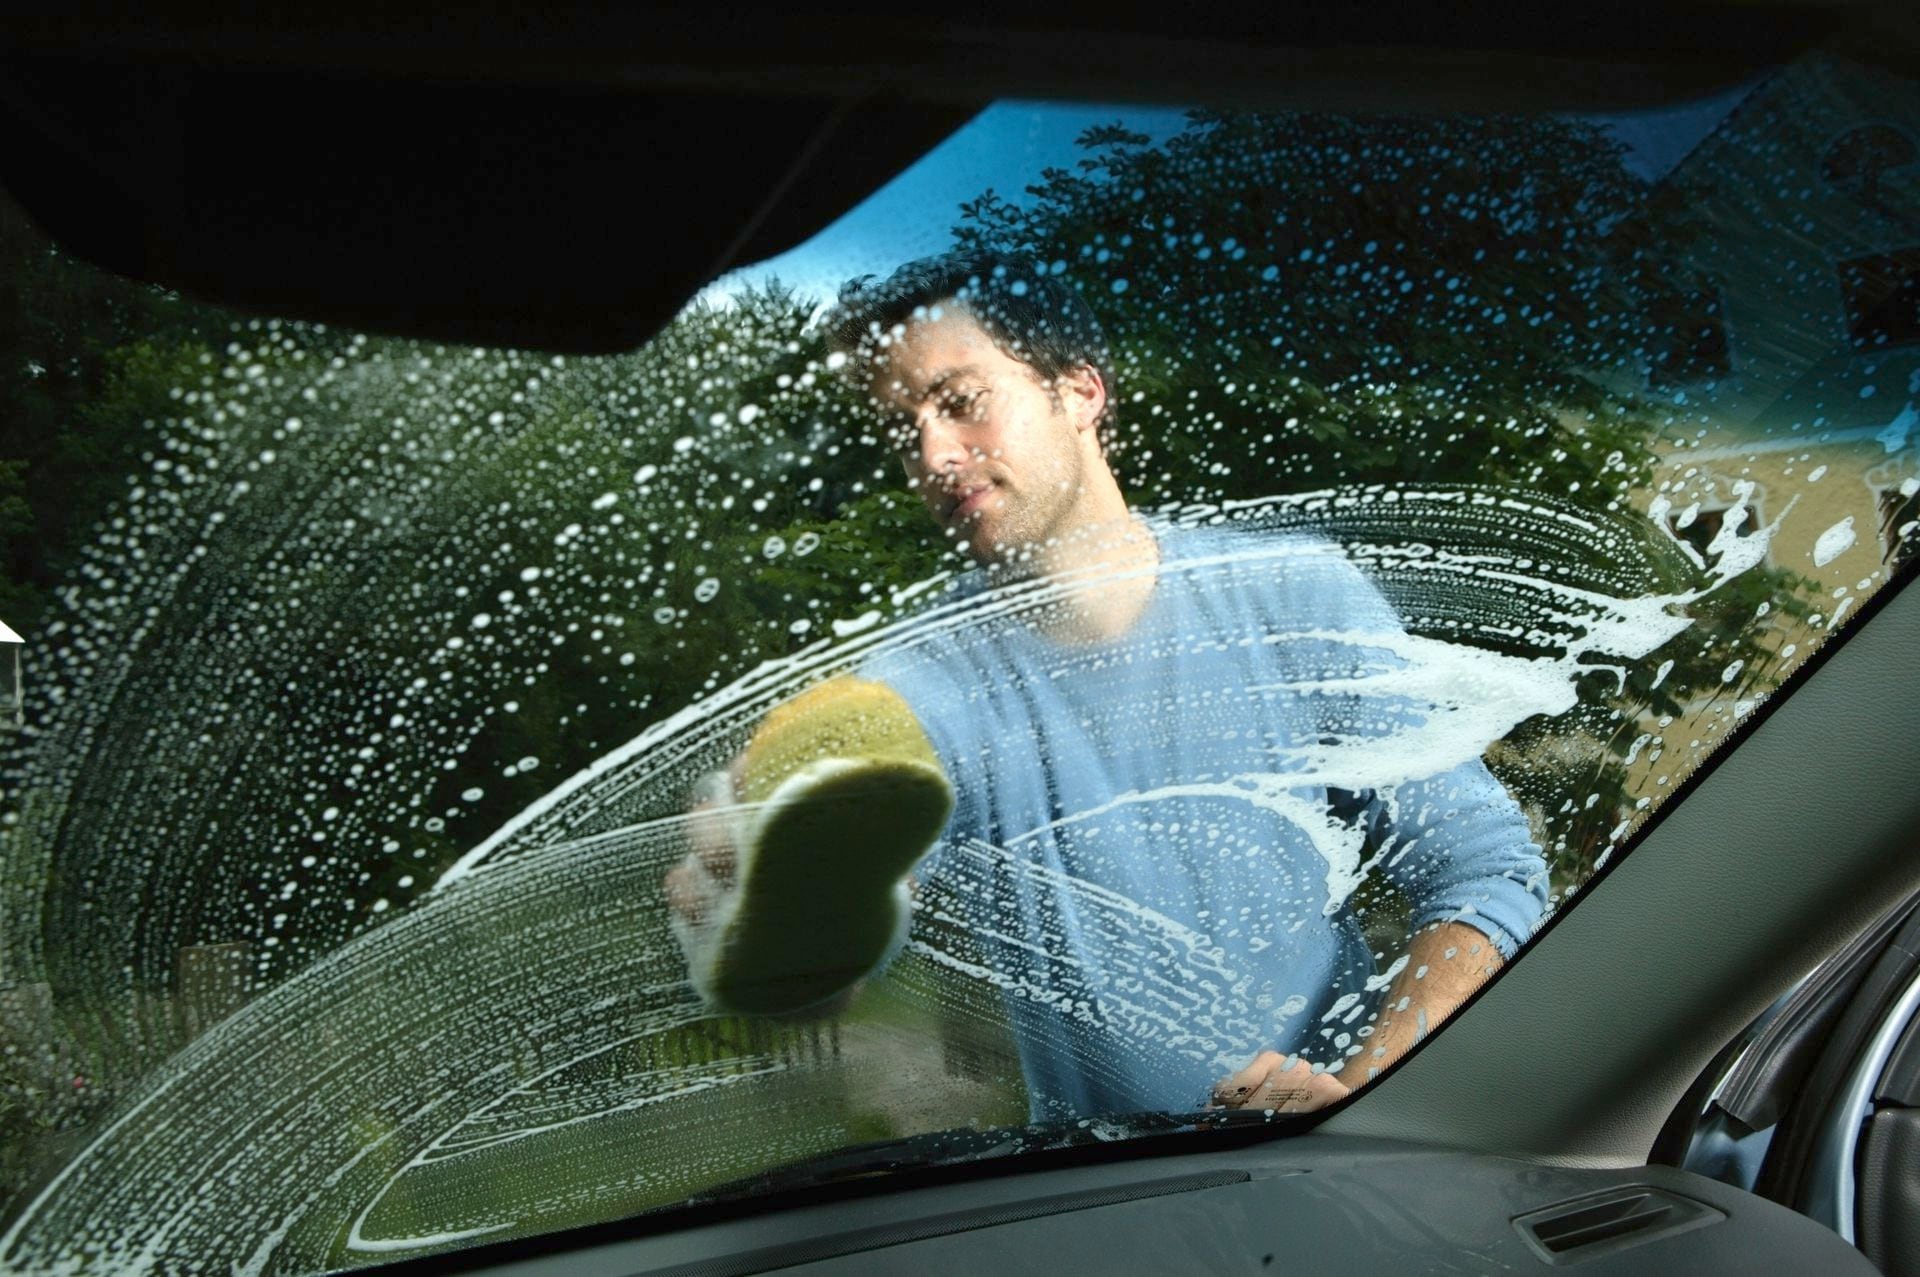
[{"xmin": 866, "ymin": 307, "xmax": 1104, "ymax": 565}]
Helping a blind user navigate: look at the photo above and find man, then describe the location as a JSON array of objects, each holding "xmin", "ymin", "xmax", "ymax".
[{"xmin": 667, "ymin": 249, "xmax": 1548, "ymax": 1120}]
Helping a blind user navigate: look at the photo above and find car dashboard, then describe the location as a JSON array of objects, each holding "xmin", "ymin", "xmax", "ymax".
[{"xmin": 378, "ymin": 1134, "xmax": 1874, "ymax": 1276}]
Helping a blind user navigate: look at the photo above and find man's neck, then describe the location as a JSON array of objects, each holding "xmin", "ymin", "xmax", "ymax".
[{"xmin": 1025, "ymin": 510, "xmax": 1162, "ymax": 644}]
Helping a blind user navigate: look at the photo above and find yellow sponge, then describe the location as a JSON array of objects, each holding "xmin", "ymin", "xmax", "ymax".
[
  {"xmin": 736, "ymin": 677, "xmax": 947, "ymax": 803},
  {"xmin": 679, "ymin": 678, "xmax": 953, "ymax": 1016}
]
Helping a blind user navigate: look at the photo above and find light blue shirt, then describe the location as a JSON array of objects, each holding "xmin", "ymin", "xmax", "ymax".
[{"xmin": 864, "ymin": 524, "xmax": 1548, "ymax": 1120}]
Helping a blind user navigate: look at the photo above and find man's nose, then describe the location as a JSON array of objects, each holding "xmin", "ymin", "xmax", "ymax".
[{"xmin": 914, "ymin": 416, "xmax": 968, "ymax": 478}]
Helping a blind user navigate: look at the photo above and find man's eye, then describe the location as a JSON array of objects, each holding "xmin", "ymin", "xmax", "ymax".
[{"xmin": 945, "ymin": 391, "xmax": 984, "ymax": 419}]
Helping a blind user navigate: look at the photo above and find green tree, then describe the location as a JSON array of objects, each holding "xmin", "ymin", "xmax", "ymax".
[
  {"xmin": 0, "ymin": 197, "xmax": 222, "ymax": 631},
  {"xmin": 950, "ymin": 108, "xmax": 1812, "ymax": 878}
]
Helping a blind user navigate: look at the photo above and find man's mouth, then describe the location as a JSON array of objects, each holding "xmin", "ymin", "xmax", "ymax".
[{"xmin": 945, "ymin": 483, "xmax": 994, "ymax": 523}]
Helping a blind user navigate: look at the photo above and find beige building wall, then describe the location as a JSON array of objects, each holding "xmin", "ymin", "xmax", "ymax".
[{"xmin": 1615, "ymin": 426, "xmax": 1915, "ymax": 816}]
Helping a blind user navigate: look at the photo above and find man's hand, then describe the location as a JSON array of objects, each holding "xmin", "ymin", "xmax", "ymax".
[
  {"xmin": 1210, "ymin": 1050, "xmax": 1351, "ymax": 1114},
  {"xmin": 662, "ymin": 771, "xmax": 741, "ymax": 925},
  {"xmin": 661, "ymin": 765, "xmax": 878, "ymax": 1018},
  {"xmin": 1210, "ymin": 921, "xmax": 1504, "ymax": 1112}
]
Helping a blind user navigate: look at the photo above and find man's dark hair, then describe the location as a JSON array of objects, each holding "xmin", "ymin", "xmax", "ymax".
[{"xmin": 824, "ymin": 249, "xmax": 1117, "ymax": 439}]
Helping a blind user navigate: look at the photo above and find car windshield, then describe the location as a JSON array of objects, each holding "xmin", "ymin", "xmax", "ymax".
[{"xmin": 3, "ymin": 51, "xmax": 1918, "ymax": 1274}]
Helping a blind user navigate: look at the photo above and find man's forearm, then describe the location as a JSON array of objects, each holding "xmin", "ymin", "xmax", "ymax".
[{"xmin": 1344, "ymin": 920, "xmax": 1503, "ymax": 1084}]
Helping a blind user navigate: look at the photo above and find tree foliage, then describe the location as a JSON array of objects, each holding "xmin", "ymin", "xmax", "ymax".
[{"xmin": 951, "ymin": 109, "xmax": 1811, "ymax": 874}]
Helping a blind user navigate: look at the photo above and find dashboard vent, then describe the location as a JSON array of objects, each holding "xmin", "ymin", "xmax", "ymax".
[{"xmin": 1514, "ymin": 1186, "xmax": 1723, "ymax": 1264}]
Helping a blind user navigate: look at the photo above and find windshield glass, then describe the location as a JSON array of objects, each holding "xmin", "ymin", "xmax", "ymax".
[{"xmin": 4, "ymin": 52, "xmax": 1919, "ymax": 1273}]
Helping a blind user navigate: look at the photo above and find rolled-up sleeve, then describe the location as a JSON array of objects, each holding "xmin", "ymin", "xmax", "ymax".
[
  {"xmin": 1292, "ymin": 541, "xmax": 1551, "ymax": 960},
  {"xmin": 1363, "ymin": 764, "xmax": 1550, "ymax": 959}
]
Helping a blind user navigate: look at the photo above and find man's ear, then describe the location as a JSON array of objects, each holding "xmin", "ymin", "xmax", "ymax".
[{"xmin": 1061, "ymin": 363, "xmax": 1107, "ymax": 435}]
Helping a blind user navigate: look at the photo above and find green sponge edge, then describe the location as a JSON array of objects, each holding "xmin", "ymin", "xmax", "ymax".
[{"xmin": 694, "ymin": 756, "xmax": 954, "ymax": 1016}]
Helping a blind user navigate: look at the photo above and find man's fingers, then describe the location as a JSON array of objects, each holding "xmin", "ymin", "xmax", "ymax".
[
  {"xmin": 1211, "ymin": 1051, "xmax": 1352, "ymax": 1114},
  {"xmin": 1244, "ymin": 1055, "xmax": 1316, "ymax": 1111},
  {"xmin": 1277, "ymin": 1070, "xmax": 1350, "ymax": 1114},
  {"xmin": 1211, "ymin": 1050, "xmax": 1289, "ymax": 1109},
  {"xmin": 663, "ymin": 857, "xmax": 709, "ymax": 924},
  {"xmin": 684, "ymin": 803, "xmax": 738, "ymax": 884},
  {"xmin": 665, "ymin": 770, "xmax": 748, "ymax": 925}
]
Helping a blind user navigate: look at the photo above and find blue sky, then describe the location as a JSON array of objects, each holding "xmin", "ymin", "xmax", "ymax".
[
  {"xmin": 704, "ymin": 101, "xmax": 1194, "ymax": 306},
  {"xmin": 706, "ymin": 83, "xmax": 1758, "ymax": 307}
]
